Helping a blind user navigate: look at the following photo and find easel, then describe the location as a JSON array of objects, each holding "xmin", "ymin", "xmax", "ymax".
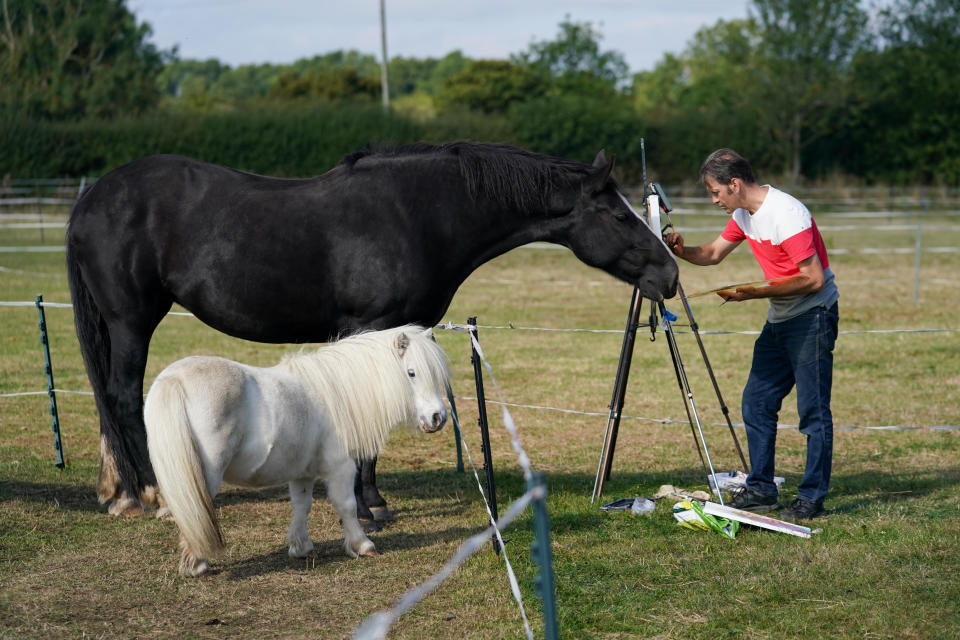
[{"xmin": 590, "ymin": 160, "xmax": 748, "ymax": 505}]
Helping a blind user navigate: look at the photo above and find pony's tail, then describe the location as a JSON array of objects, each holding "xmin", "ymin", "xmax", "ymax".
[{"xmin": 144, "ymin": 375, "xmax": 224, "ymax": 560}]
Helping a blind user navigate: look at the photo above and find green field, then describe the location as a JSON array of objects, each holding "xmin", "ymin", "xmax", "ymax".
[{"xmin": 1, "ymin": 198, "xmax": 959, "ymax": 639}]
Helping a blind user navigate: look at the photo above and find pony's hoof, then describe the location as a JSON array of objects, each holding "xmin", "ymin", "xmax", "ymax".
[
  {"xmin": 288, "ymin": 539, "xmax": 315, "ymax": 558},
  {"xmin": 360, "ymin": 547, "xmax": 380, "ymax": 558},
  {"xmin": 180, "ymin": 559, "xmax": 210, "ymax": 577},
  {"xmin": 369, "ymin": 505, "xmax": 393, "ymax": 521},
  {"xmin": 358, "ymin": 518, "xmax": 380, "ymax": 534},
  {"xmin": 155, "ymin": 507, "xmax": 173, "ymax": 520}
]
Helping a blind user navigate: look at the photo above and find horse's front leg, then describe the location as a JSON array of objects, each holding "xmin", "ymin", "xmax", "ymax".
[
  {"xmin": 331, "ymin": 458, "xmax": 377, "ymax": 558},
  {"xmin": 360, "ymin": 456, "xmax": 392, "ymax": 521},
  {"xmin": 286, "ymin": 478, "xmax": 316, "ymax": 558}
]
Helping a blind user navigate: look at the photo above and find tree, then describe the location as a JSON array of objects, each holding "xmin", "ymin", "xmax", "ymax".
[
  {"xmin": 268, "ymin": 67, "xmax": 380, "ymax": 103},
  {"xmin": 0, "ymin": 0, "xmax": 168, "ymax": 120},
  {"xmin": 847, "ymin": 0, "xmax": 960, "ymax": 182},
  {"xmin": 435, "ymin": 60, "xmax": 546, "ymax": 114},
  {"xmin": 749, "ymin": 0, "xmax": 869, "ymax": 181},
  {"xmin": 630, "ymin": 19, "xmax": 774, "ymax": 181},
  {"xmin": 512, "ymin": 16, "xmax": 629, "ymax": 92}
]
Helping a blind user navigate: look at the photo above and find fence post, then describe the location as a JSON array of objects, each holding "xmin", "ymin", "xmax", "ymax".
[
  {"xmin": 468, "ymin": 316, "xmax": 500, "ymax": 553},
  {"xmin": 446, "ymin": 387, "xmax": 465, "ymax": 473},
  {"xmin": 529, "ymin": 472, "xmax": 558, "ymax": 640},
  {"xmin": 35, "ymin": 294, "xmax": 65, "ymax": 468}
]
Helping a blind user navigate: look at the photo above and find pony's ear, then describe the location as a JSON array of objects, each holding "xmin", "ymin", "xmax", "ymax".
[
  {"xmin": 421, "ymin": 327, "xmax": 435, "ymax": 342},
  {"xmin": 592, "ymin": 149, "xmax": 607, "ymax": 168},
  {"xmin": 584, "ymin": 153, "xmax": 616, "ymax": 194},
  {"xmin": 394, "ymin": 332, "xmax": 410, "ymax": 357}
]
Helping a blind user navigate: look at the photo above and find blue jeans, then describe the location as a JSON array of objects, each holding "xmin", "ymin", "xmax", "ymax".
[{"xmin": 742, "ymin": 302, "xmax": 839, "ymax": 504}]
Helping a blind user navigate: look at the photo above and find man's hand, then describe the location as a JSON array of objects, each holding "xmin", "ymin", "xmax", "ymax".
[
  {"xmin": 664, "ymin": 232, "xmax": 685, "ymax": 257},
  {"xmin": 717, "ymin": 286, "xmax": 758, "ymax": 303}
]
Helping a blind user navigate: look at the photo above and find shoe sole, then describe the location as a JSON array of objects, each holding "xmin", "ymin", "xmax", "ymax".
[
  {"xmin": 729, "ymin": 503, "xmax": 779, "ymax": 513},
  {"xmin": 781, "ymin": 510, "xmax": 825, "ymax": 521}
]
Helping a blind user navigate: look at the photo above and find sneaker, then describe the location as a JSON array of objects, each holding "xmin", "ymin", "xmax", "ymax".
[
  {"xmin": 727, "ymin": 486, "xmax": 779, "ymax": 512},
  {"xmin": 779, "ymin": 498, "xmax": 826, "ymax": 521}
]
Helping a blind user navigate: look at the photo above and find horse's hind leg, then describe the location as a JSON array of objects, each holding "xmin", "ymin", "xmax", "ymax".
[
  {"xmin": 328, "ymin": 458, "xmax": 377, "ymax": 558},
  {"xmin": 101, "ymin": 317, "xmax": 168, "ymax": 515},
  {"xmin": 286, "ymin": 478, "xmax": 316, "ymax": 558}
]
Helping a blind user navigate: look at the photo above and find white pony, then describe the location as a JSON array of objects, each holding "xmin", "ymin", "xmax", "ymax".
[{"xmin": 144, "ymin": 325, "xmax": 450, "ymax": 576}]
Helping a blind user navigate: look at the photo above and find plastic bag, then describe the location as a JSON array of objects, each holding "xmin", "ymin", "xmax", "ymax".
[{"xmin": 672, "ymin": 500, "xmax": 739, "ymax": 539}]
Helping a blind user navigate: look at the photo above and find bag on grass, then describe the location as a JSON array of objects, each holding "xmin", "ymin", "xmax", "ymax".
[{"xmin": 672, "ymin": 501, "xmax": 739, "ymax": 540}]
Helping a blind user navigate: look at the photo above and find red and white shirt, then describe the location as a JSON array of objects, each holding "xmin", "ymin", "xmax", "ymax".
[{"xmin": 721, "ymin": 186, "xmax": 839, "ymax": 322}]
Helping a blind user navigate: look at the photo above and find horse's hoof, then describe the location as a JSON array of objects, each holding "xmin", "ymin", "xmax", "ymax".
[
  {"xmin": 107, "ymin": 497, "xmax": 143, "ymax": 517},
  {"xmin": 358, "ymin": 518, "xmax": 380, "ymax": 533},
  {"xmin": 155, "ymin": 507, "xmax": 174, "ymax": 520},
  {"xmin": 360, "ymin": 547, "xmax": 380, "ymax": 558},
  {"xmin": 369, "ymin": 505, "xmax": 393, "ymax": 521},
  {"xmin": 140, "ymin": 485, "xmax": 162, "ymax": 508}
]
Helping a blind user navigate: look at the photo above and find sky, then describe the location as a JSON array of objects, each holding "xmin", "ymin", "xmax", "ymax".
[{"xmin": 130, "ymin": 0, "xmax": 752, "ymax": 75}]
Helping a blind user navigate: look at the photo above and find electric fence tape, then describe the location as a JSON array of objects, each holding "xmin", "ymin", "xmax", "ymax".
[
  {"xmin": 351, "ymin": 484, "xmax": 544, "ymax": 640},
  {"xmin": 353, "ymin": 329, "xmax": 541, "ymax": 640}
]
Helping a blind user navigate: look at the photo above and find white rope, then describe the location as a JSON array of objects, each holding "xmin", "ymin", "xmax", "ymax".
[
  {"xmin": 351, "ymin": 484, "xmax": 544, "ymax": 640},
  {"xmin": 0, "ymin": 265, "xmax": 63, "ymax": 278},
  {"xmin": 436, "ymin": 321, "xmax": 959, "ymax": 337},
  {"xmin": 451, "ymin": 396, "xmax": 960, "ymax": 432},
  {"xmin": 0, "ymin": 389, "xmax": 93, "ymax": 398}
]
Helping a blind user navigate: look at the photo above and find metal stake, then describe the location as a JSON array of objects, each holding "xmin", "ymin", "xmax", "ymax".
[
  {"xmin": 468, "ymin": 317, "xmax": 500, "ymax": 553},
  {"xmin": 36, "ymin": 295, "xmax": 65, "ymax": 468}
]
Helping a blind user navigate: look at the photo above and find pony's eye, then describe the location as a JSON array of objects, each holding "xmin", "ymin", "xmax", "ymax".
[
  {"xmin": 407, "ymin": 368, "xmax": 416, "ymax": 378},
  {"xmin": 614, "ymin": 211, "xmax": 629, "ymax": 222}
]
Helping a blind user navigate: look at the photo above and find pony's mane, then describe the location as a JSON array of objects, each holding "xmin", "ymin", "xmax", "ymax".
[
  {"xmin": 277, "ymin": 325, "xmax": 450, "ymax": 460},
  {"xmin": 340, "ymin": 141, "xmax": 599, "ymax": 212}
]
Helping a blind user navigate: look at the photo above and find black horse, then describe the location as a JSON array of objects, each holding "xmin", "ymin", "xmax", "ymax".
[{"xmin": 66, "ymin": 140, "xmax": 678, "ymax": 526}]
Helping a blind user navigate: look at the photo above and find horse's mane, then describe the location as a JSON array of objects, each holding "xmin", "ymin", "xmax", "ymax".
[
  {"xmin": 340, "ymin": 141, "xmax": 598, "ymax": 212},
  {"xmin": 277, "ymin": 326, "xmax": 450, "ymax": 460}
]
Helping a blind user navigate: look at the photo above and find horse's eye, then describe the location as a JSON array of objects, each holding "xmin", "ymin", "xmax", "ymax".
[
  {"xmin": 614, "ymin": 211, "xmax": 629, "ymax": 222},
  {"xmin": 407, "ymin": 368, "xmax": 416, "ymax": 378}
]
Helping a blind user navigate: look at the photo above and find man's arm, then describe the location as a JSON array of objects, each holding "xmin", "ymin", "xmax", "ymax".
[
  {"xmin": 719, "ymin": 253, "xmax": 826, "ymax": 302},
  {"xmin": 664, "ymin": 232, "xmax": 740, "ymax": 266}
]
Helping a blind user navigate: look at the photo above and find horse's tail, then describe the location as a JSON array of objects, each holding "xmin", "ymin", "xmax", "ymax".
[
  {"xmin": 144, "ymin": 375, "xmax": 225, "ymax": 559},
  {"xmin": 66, "ymin": 236, "xmax": 131, "ymax": 504}
]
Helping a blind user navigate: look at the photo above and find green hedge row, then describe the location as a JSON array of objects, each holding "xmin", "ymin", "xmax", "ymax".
[
  {"xmin": 1, "ymin": 104, "xmax": 427, "ymax": 179},
  {"xmin": 1, "ymin": 100, "xmax": 671, "ymax": 184}
]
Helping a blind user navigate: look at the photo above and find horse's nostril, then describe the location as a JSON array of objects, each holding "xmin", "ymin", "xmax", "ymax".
[{"xmin": 432, "ymin": 412, "xmax": 445, "ymax": 429}]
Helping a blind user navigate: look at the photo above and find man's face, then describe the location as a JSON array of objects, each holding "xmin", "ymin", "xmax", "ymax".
[{"xmin": 704, "ymin": 175, "xmax": 740, "ymax": 214}]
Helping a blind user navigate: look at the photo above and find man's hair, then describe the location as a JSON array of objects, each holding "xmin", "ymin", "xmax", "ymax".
[{"xmin": 699, "ymin": 148, "xmax": 757, "ymax": 185}]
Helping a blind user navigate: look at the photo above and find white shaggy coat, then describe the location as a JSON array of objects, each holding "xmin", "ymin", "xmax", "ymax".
[{"xmin": 144, "ymin": 325, "xmax": 449, "ymax": 576}]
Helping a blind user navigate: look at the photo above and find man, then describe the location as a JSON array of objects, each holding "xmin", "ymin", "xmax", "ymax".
[{"xmin": 664, "ymin": 149, "xmax": 839, "ymax": 521}]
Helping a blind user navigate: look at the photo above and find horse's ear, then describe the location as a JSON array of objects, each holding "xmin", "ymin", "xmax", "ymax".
[
  {"xmin": 584, "ymin": 153, "xmax": 616, "ymax": 194},
  {"xmin": 592, "ymin": 150, "xmax": 607, "ymax": 168},
  {"xmin": 394, "ymin": 332, "xmax": 410, "ymax": 357},
  {"xmin": 421, "ymin": 327, "xmax": 435, "ymax": 342}
]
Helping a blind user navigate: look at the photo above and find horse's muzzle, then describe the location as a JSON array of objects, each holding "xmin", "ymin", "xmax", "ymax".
[{"xmin": 421, "ymin": 409, "xmax": 448, "ymax": 433}]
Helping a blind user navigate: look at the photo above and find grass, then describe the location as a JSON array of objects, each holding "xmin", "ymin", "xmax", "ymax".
[{"xmin": 1, "ymin": 200, "xmax": 959, "ymax": 639}]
